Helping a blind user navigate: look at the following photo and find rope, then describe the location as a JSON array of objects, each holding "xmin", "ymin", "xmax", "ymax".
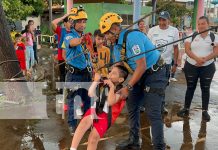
[
  {"xmin": 0, "ymin": 60, "xmax": 25, "ymax": 81},
  {"xmin": 0, "ymin": 60, "xmax": 19, "ymax": 66},
  {"xmin": 98, "ymin": 26, "xmax": 218, "ymax": 70}
]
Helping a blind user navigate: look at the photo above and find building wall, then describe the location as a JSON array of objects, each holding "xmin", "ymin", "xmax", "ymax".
[
  {"xmin": 21, "ymin": 16, "xmax": 41, "ymax": 31},
  {"xmin": 74, "ymin": 3, "xmax": 152, "ymax": 33}
]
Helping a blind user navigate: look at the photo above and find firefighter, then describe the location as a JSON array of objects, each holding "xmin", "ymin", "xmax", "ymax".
[{"xmin": 62, "ymin": 5, "xmax": 92, "ymax": 135}]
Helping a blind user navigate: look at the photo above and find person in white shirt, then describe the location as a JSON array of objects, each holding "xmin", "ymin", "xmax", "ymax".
[
  {"xmin": 177, "ymin": 16, "xmax": 218, "ymax": 121},
  {"xmin": 148, "ymin": 11, "xmax": 179, "ymax": 114}
]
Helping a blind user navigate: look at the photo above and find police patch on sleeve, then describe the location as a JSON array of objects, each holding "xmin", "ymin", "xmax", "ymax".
[{"xmin": 132, "ymin": 45, "xmax": 141, "ymax": 55}]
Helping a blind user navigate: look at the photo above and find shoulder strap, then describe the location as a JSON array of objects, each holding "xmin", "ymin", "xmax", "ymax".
[
  {"xmin": 123, "ymin": 29, "xmax": 141, "ymax": 47},
  {"xmin": 192, "ymin": 32, "xmax": 215, "ymax": 43},
  {"xmin": 95, "ymin": 85, "xmax": 113, "ymax": 129},
  {"xmin": 191, "ymin": 31, "xmax": 198, "ymax": 42},
  {"xmin": 210, "ymin": 32, "xmax": 216, "ymax": 61},
  {"xmin": 95, "ymin": 85, "xmax": 109, "ymax": 114},
  {"xmin": 121, "ymin": 29, "xmax": 141, "ymax": 74}
]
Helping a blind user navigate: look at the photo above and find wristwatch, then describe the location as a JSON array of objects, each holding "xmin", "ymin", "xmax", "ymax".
[{"xmin": 126, "ymin": 84, "xmax": 133, "ymax": 91}]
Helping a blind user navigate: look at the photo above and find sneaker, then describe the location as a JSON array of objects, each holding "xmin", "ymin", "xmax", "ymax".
[
  {"xmin": 177, "ymin": 108, "xmax": 189, "ymax": 118},
  {"xmin": 170, "ymin": 77, "xmax": 178, "ymax": 82},
  {"xmin": 162, "ymin": 107, "xmax": 168, "ymax": 115},
  {"xmin": 69, "ymin": 126, "xmax": 76, "ymax": 136},
  {"xmin": 202, "ymin": 111, "xmax": 210, "ymax": 122}
]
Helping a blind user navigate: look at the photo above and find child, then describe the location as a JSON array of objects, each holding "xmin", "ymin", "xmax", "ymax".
[
  {"xmin": 70, "ymin": 65, "xmax": 128, "ymax": 150},
  {"xmin": 22, "ymin": 24, "xmax": 35, "ymax": 72},
  {"xmin": 92, "ymin": 29, "xmax": 110, "ymax": 77},
  {"xmin": 14, "ymin": 33, "xmax": 27, "ymax": 75}
]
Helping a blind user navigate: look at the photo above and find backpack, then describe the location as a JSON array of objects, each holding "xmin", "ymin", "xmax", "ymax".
[{"xmin": 191, "ymin": 31, "xmax": 215, "ymax": 44}]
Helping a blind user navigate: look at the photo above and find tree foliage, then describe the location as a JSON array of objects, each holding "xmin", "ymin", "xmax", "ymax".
[
  {"xmin": 2, "ymin": 0, "xmax": 45, "ymax": 21},
  {"xmin": 147, "ymin": 0, "xmax": 192, "ymax": 26}
]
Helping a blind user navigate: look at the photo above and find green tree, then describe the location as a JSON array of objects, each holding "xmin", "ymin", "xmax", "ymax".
[
  {"xmin": 2, "ymin": 0, "xmax": 45, "ymax": 21},
  {"xmin": 22, "ymin": 0, "xmax": 46, "ymax": 16},
  {"xmin": 2, "ymin": 0, "xmax": 34, "ymax": 21},
  {"xmin": 147, "ymin": 0, "xmax": 192, "ymax": 26}
]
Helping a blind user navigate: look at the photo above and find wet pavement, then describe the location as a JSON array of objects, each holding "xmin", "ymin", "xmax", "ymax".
[{"xmin": 0, "ymin": 48, "xmax": 218, "ymax": 150}]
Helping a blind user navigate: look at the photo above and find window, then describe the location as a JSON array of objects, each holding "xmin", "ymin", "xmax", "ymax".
[{"xmin": 120, "ymin": 14, "xmax": 133, "ymax": 27}]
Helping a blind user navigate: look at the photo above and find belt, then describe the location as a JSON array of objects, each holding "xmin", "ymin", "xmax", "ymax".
[
  {"xmin": 146, "ymin": 57, "xmax": 165, "ymax": 75},
  {"xmin": 65, "ymin": 64, "xmax": 92, "ymax": 74}
]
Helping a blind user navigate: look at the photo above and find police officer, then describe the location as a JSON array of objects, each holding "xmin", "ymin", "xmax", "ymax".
[
  {"xmin": 62, "ymin": 6, "xmax": 91, "ymax": 135},
  {"xmin": 99, "ymin": 13, "xmax": 168, "ymax": 150}
]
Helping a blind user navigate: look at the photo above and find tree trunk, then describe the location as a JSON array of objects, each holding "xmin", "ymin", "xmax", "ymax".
[
  {"xmin": 0, "ymin": 2, "xmax": 31, "ymax": 103},
  {"xmin": 0, "ymin": 2, "xmax": 23, "ymax": 80}
]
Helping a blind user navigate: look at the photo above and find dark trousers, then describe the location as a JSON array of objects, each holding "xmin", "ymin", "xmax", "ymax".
[
  {"xmin": 184, "ymin": 62, "xmax": 216, "ymax": 110},
  {"xmin": 127, "ymin": 67, "xmax": 168, "ymax": 150},
  {"xmin": 162, "ymin": 64, "xmax": 171, "ymax": 108},
  {"xmin": 58, "ymin": 60, "xmax": 66, "ymax": 82},
  {"xmin": 33, "ymin": 42, "xmax": 38, "ymax": 63}
]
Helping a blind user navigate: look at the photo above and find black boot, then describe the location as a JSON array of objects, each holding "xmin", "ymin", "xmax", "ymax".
[
  {"xmin": 116, "ymin": 136, "xmax": 142, "ymax": 150},
  {"xmin": 202, "ymin": 111, "xmax": 210, "ymax": 122},
  {"xmin": 177, "ymin": 108, "xmax": 189, "ymax": 118}
]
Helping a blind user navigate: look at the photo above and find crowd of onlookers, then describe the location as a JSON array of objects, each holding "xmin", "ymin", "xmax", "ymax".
[{"xmin": 13, "ymin": 20, "xmax": 41, "ymax": 78}]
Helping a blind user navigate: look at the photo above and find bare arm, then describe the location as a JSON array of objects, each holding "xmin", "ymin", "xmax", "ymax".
[
  {"xmin": 52, "ymin": 14, "xmax": 69, "ymax": 32},
  {"xmin": 103, "ymin": 80, "xmax": 120, "ymax": 106},
  {"xmin": 128, "ymin": 57, "xmax": 146, "ymax": 87},
  {"xmin": 69, "ymin": 38, "xmax": 83, "ymax": 47},
  {"xmin": 173, "ymin": 45, "xmax": 179, "ymax": 64},
  {"xmin": 172, "ymin": 45, "xmax": 179, "ymax": 73},
  {"xmin": 117, "ymin": 57, "xmax": 146, "ymax": 99},
  {"xmin": 88, "ymin": 73, "xmax": 101, "ymax": 97},
  {"xmin": 107, "ymin": 87, "xmax": 120, "ymax": 106},
  {"xmin": 204, "ymin": 46, "xmax": 218, "ymax": 61}
]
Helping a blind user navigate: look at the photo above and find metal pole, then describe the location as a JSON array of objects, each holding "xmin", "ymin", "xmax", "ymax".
[
  {"xmin": 192, "ymin": 0, "xmax": 198, "ymax": 30},
  {"xmin": 152, "ymin": 0, "xmax": 157, "ymax": 26},
  {"xmin": 64, "ymin": 0, "xmax": 67, "ymax": 14},
  {"xmin": 49, "ymin": 0, "xmax": 53, "ymax": 33},
  {"xmin": 133, "ymin": 0, "xmax": 141, "ymax": 29}
]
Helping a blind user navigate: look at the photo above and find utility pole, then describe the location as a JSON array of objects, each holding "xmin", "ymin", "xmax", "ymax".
[
  {"xmin": 133, "ymin": 0, "xmax": 141, "ymax": 29},
  {"xmin": 192, "ymin": 0, "xmax": 198, "ymax": 30},
  {"xmin": 152, "ymin": 0, "xmax": 157, "ymax": 26}
]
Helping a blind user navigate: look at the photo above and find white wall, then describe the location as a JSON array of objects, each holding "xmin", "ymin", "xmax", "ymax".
[{"xmin": 21, "ymin": 16, "xmax": 41, "ymax": 30}]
